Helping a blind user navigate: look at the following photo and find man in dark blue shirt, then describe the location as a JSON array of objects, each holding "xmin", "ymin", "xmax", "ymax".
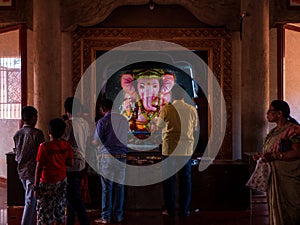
[{"xmin": 92, "ymin": 99, "xmax": 128, "ymax": 224}]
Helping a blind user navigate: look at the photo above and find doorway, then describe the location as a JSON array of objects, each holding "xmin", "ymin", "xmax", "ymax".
[
  {"xmin": 279, "ymin": 24, "xmax": 300, "ymax": 122},
  {"xmin": 0, "ymin": 24, "xmax": 27, "ymax": 179}
]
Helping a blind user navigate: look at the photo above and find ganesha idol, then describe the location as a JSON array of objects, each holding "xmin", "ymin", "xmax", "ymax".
[{"xmin": 120, "ymin": 68, "xmax": 175, "ymax": 139}]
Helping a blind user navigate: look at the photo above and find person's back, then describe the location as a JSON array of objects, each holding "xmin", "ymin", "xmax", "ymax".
[
  {"xmin": 96, "ymin": 110, "xmax": 128, "ymax": 155},
  {"xmin": 172, "ymin": 99, "xmax": 198, "ymax": 155},
  {"xmin": 63, "ymin": 97, "xmax": 90, "ymax": 171},
  {"xmin": 14, "ymin": 124, "xmax": 45, "ymax": 180},
  {"xmin": 35, "ymin": 118, "xmax": 74, "ymax": 225},
  {"xmin": 13, "ymin": 106, "xmax": 44, "ymax": 225},
  {"xmin": 157, "ymin": 84, "xmax": 198, "ymax": 217},
  {"xmin": 37, "ymin": 140, "xmax": 74, "ymax": 183},
  {"xmin": 62, "ymin": 97, "xmax": 90, "ymax": 225},
  {"xmin": 63, "ymin": 117, "xmax": 89, "ymax": 171},
  {"xmin": 158, "ymin": 86, "xmax": 198, "ymax": 156},
  {"xmin": 93, "ymin": 98, "xmax": 128, "ymax": 224}
]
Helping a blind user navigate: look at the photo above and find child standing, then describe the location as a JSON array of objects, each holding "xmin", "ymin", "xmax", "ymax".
[
  {"xmin": 34, "ymin": 118, "xmax": 74, "ymax": 225},
  {"xmin": 13, "ymin": 106, "xmax": 45, "ymax": 225}
]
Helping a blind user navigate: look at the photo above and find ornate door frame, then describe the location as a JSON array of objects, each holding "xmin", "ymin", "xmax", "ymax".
[{"xmin": 72, "ymin": 27, "xmax": 232, "ymax": 158}]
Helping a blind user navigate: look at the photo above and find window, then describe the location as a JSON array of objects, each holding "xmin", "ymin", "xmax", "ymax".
[{"xmin": 0, "ymin": 57, "xmax": 21, "ymax": 119}]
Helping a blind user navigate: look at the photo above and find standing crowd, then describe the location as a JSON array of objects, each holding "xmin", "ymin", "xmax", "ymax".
[
  {"xmin": 14, "ymin": 97, "xmax": 92, "ymax": 225},
  {"xmin": 13, "ymin": 95, "xmax": 131, "ymax": 225},
  {"xmin": 12, "ymin": 85, "xmax": 300, "ymax": 225}
]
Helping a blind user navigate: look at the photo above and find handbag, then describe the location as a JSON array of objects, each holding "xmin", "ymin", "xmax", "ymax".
[{"xmin": 246, "ymin": 158, "xmax": 271, "ymax": 192}]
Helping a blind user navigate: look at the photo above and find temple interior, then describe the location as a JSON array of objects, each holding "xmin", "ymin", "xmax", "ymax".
[{"xmin": 0, "ymin": 0, "xmax": 300, "ymax": 224}]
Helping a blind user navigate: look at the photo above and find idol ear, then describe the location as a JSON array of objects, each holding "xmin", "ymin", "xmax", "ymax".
[
  {"xmin": 121, "ymin": 74, "xmax": 136, "ymax": 97},
  {"xmin": 161, "ymin": 74, "xmax": 175, "ymax": 94}
]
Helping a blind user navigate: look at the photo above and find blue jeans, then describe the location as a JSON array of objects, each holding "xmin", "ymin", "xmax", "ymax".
[
  {"xmin": 99, "ymin": 157, "xmax": 126, "ymax": 222},
  {"xmin": 162, "ymin": 156, "xmax": 192, "ymax": 216},
  {"xmin": 21, "ymin": 178, "xmax": 36, "ymax": 225},
  {"xmin": 66, "ymin": 170, "xmax": 90, "ymax": 225}
]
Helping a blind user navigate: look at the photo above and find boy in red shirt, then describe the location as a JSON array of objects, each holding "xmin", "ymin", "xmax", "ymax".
[{"xmin": 34, "ymin": 118, "xmax": 74, "ymax": 225}]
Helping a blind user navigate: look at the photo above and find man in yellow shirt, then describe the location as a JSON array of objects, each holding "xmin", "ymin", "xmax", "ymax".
[{"xmin": 156, "ymin": 84, "xmax": 199, "ymax": 217}]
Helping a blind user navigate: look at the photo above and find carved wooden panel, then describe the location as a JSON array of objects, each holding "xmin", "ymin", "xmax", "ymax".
[{"xmin": 72, "ymin": 27, "xmax": 232, "ymax": 159}]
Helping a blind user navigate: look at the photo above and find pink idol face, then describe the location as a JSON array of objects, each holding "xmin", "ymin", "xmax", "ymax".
[{"xmin": 137, "ymin": 77, "xmax": 160, "ymax": 99}]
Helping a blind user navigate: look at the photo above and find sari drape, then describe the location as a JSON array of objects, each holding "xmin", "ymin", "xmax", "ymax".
[{"xmin": 263, "ymin": 122, "xmax": 300, "ymax": 225}]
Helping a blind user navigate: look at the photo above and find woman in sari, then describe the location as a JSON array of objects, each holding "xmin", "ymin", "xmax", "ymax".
[{"xmin": 254, "ymin": 100, "xmax": 300, "ymax": 225}]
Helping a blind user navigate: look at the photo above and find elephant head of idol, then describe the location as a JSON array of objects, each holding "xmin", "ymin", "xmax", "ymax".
[
  {"xmin": 121, "ymin": 68, "xmax": 175, "ymax": 139},
  {"xmin": 121, "ymin": 68, "xmax": 175, "ymax": 112}
]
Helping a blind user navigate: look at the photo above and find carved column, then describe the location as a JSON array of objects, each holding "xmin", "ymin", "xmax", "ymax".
[
  {"xmin": 33, "ymin": 0, "xmax": 61, "ymax": 137},
  {"xmin": 241, "ymin": 0, "xmax": 270, "ymax": 154}
]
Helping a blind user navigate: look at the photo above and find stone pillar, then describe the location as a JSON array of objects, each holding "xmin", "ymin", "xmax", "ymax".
[
  {"xmin": 33, "ymin": 0, "xmax": 61, "ymax": 138},
  {"xmin": 241, "ymin": 0, "xmax": 270, "ymax": 154},
  {"xmin": 61, "ymin": 32, "xmax": 73, "ymax": 111}
]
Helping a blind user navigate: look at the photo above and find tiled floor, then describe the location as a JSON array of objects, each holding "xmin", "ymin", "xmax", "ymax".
[{"xmin": 0, "ymin": 182, "xmax": 269, "ymax": 225}]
